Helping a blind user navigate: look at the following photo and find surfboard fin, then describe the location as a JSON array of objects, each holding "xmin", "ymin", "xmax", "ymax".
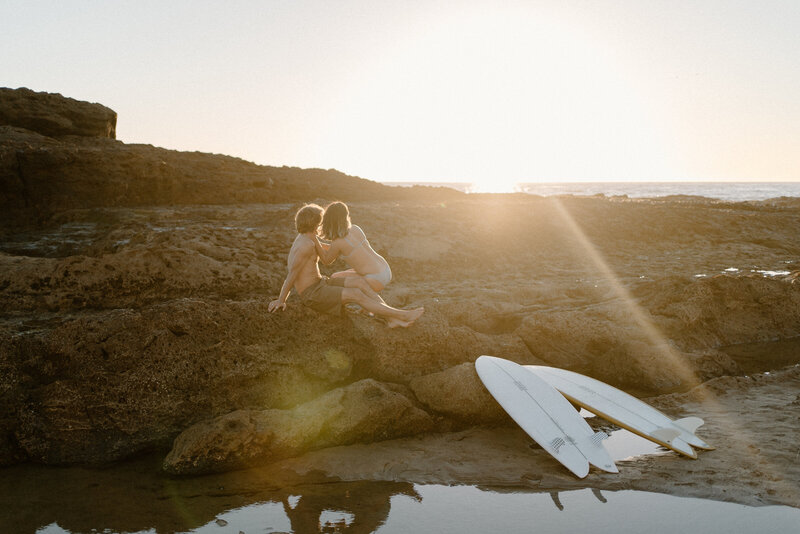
[
  {"xmin": 652, "ymin": 427, "xmax": 681, "ymax": 444},
  {"xmin": 550, "ymin": 492, "xmax": 564, "ymax": 511},
  {"xmin": 673, "ymin": 416, "xmax": 704, "ymax": 434}
]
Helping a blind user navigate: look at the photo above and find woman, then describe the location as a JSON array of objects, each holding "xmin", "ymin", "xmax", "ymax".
[{"xmin": 314, "ymin": 201, "xmax": 392, "ymax": 293}]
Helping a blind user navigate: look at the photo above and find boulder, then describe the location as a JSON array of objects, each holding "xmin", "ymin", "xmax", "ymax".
[
  {"xmin": 409, "ymin": 362, "xmax": 506, "ymax": 424},
  {"xmin": 162, "ymin": 379, "xmax": 435, "ymax": 475}
]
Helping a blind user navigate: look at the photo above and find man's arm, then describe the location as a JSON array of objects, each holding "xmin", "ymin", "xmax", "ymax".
[
  {"xmin": 314, "ymin": 236, "xmax": 340, "ymax": 265},
  {"xmin": 269, "ymin": 242, "xmax": 315, "ymax": 312}
]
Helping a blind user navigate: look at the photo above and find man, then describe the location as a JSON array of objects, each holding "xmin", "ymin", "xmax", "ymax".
[{"xmin": 268, "ymin": 204, "xmax": 424, "ymax": 328}]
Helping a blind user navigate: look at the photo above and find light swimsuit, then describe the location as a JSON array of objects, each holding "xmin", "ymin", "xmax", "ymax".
[{"xmin": 340, "ymin": 226, "xmax": 392, "ymax": 287}]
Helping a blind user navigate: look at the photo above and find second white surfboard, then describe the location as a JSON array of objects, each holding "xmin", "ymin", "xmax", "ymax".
[{"xmin": 525, "ymin": 365, "xmax": 713, "ymax": 458}]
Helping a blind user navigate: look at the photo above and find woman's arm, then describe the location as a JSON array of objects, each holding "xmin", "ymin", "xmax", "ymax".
[{"xmin": 314, "ymin": 236, "xmax": 340, "ymax": 265}]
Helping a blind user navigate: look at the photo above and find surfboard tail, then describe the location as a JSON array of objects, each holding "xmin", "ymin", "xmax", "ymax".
[
  {"xmin": 583, "ymin": 432, "xmax": 618, "ymax": 473},
  {"xmin": 673, "ymin": 416, "xmax": 704, "ymax": 434},
  {"xmin": 652, "ymin": 427, "xmax": 681, "ymax": 444},
  {"xmin": 594, "ymin": 461, "xmax": 619, "ymax": 473}
]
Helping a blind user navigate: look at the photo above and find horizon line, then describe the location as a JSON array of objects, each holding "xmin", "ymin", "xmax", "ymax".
[{"xmin": 377, "ymin": 179, "xmax": 800, "ymax": 184}]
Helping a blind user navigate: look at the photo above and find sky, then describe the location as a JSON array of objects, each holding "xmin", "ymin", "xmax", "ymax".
[{"xmin": 2, "ymin": 0, "xmax": 799, "ymax": 188}]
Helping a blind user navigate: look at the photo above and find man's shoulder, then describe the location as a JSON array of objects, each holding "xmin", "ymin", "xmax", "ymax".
[{"xmin": 291, "ymin": 235, "xmax": 315, "ymax": 253}]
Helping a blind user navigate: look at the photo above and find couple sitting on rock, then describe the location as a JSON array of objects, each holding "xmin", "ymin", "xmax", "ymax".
[{"xmin": 269, "ymin": 202, "xmax": 425, "ymax": 328}]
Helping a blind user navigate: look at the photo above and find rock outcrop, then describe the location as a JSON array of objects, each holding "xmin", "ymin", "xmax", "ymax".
[
  {"xmin": 0, "ymin": 87, "xmax": 116, "ymax": 138},
  {"xmin": 3, "ymin": 88, "xmax": 800, "ymax": 474},
  {"xmin": 0, "ymin": 88, "xmax": 460, "ymax": 226}
]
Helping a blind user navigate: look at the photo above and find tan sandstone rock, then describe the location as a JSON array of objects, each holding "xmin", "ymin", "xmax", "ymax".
[{"xmin": 162, "ymin": 379, "xmax": 434, "ymax": 475}]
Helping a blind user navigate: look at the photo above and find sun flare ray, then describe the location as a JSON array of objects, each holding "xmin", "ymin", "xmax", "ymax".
[{"xmin": 551, "ymin": 197, "xmax": 800, "ymax": 502}]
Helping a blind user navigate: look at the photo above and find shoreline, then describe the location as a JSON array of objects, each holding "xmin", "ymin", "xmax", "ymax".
[
  {"xmin": 381, "ymin": 180, "xmax": 800, "ymax": 202},
  {"xmin": 1, "ymin": 364, "xmax": 797, "ymax": 533},
  {"xmin": 261, "ymin": 364, "xmax": 800, "ymax": 509}
]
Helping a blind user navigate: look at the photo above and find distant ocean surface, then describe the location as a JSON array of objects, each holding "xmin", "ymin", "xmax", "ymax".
[{"xmin": 382, "ymin": 182, "xmax": 800, "ymax": 202}]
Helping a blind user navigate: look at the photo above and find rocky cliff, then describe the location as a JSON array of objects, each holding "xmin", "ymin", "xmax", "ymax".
[{"xmin": 0, "ymin": 87, "xmax": 116, "ymax": 139}]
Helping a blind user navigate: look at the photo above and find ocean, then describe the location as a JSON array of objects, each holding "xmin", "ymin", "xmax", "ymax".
[{"xmin": 382, "ymin": 182, "xmax": 800, "ymax": 202}]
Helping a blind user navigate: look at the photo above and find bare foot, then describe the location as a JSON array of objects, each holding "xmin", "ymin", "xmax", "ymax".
[
  {"xmin": 386, "ymin": 307, "xmax": 424, "ymax": 328},
  {"xmin": 404, "ymin": 307, "xmax": 425, "ymax": 323},
  {"xmin": 386, "ymin": 317, "xmax": 412, "ymax": 328}
]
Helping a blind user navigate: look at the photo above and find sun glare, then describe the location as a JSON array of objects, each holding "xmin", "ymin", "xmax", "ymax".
[
  {"xmin": 465, "ymin": 178, "xmax": 521, "ymax": 194},
  {"xmin": 316, "ymin": 6, "xmax": 675, "ymax": 185}
]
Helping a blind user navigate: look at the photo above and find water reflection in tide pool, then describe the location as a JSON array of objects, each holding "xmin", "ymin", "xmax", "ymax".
[
  {"xmin": 4, "ymin": 429, "xmax": 792, "ymax": 534},
  {"xmin": 578, "ymin": 409, "xmax": 667, "ymax": 460},
  {"xmin": 376, "ymin": 486, "xmax": 799, "ymax": 534},
  {"xmin": 602, "ymin": 428, "xmax": 665, "ymax": 460},
  {"xmin": 28, "ymin": 484, "xmax": 800, "ymax": 534}
]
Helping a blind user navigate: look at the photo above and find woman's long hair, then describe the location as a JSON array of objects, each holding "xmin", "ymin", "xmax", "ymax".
[{"xmin": 322, "ymin": 201, "xmax": 351, "ymax": 240}]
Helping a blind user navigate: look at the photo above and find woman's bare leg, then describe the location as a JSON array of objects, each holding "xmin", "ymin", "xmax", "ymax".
[
  {"xmin": 330, "ymin": 269, "xmax": 360, "ymax": 279},
  {"xmin": 341, "ymin": 288, "xmax": 423, "ymax": 328},
  {"xmin": 331, "ymin": 269, "xmax": 385, "ymax": 293},
  {"xmin": 363, "ymin": 277, "xmax": 385, "ymax": 293},
  {"xmin": 343, "ymin": 276, "xmax": 385, "ymax": 304}
]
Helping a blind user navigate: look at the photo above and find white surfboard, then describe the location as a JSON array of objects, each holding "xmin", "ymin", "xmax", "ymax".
[
  {"xmin": 525, "ymin": 366, "xmax": 714, "ymax": 458},
  {"xmin": 475, "ymin": 356, "xmax": 617, "ymax": 478}
]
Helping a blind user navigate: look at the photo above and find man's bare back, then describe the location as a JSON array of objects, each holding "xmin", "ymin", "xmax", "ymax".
[{"xmin": 288, "ymin": 234, "xmax": 323, "ymax": 295}]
